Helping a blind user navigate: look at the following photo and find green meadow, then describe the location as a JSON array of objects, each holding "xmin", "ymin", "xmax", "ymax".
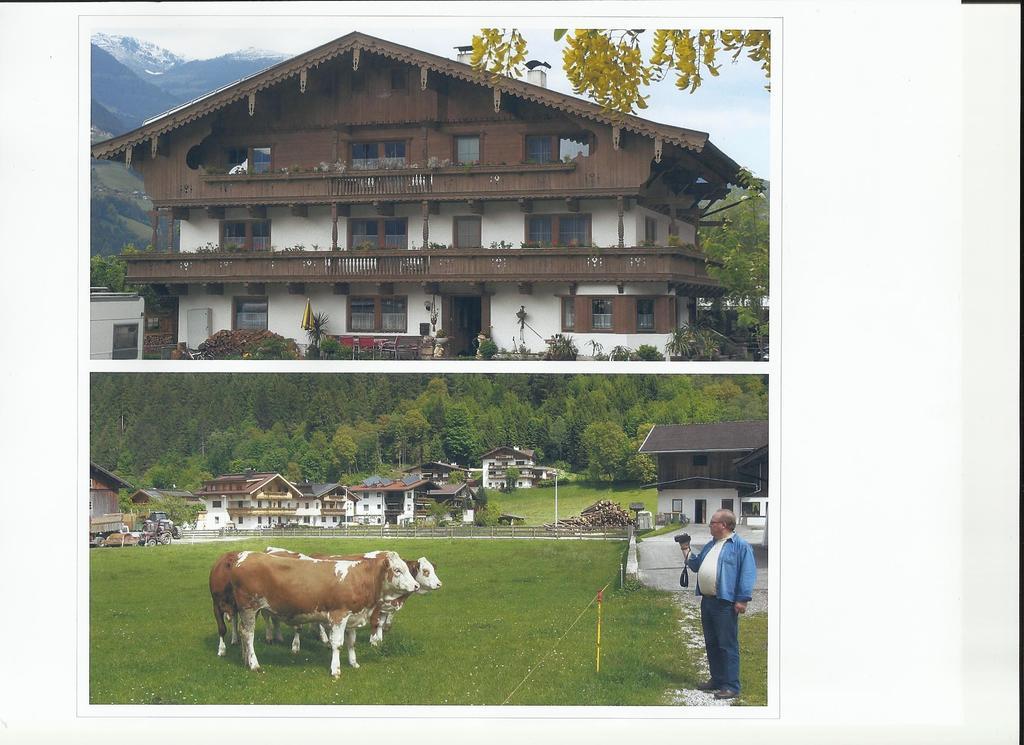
[
  {"xmin": 492, "ymin": 482, "xmax": 658, "ymax": 524},
  {"xmin": 90, "ymin": 538, "xmax": 765, "ymax": 706}
]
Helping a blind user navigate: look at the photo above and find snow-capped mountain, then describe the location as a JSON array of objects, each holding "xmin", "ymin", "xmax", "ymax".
[
  {"xmin": 91, "ymin": 33, "xmax": 188, "ymax": 76},
  {"xmin": 228, "ymin": 46, "xmax": 287, "ymax": 62}
]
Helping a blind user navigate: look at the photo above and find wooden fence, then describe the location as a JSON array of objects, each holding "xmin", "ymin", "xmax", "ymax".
[{"xmin": 179, "ymin": 524, "xmax": 631, "ymax": 542}]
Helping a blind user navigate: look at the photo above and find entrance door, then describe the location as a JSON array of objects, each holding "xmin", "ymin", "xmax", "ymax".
[
  {"xmin": 694, "ymin": 499, "xmax": 706, "ymax": 524},
  {"xmin": 451, "ymin": 296, "xmax": 482, "ymax": 356}
]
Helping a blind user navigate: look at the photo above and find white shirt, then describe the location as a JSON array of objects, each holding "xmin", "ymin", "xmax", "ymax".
[{"xmin": 697, "ymin": 532, "xmax": 733, "ymax": 597}]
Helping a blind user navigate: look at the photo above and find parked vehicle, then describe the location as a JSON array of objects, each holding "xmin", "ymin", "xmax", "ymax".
[
  {"xmin": 136, "ymin": 511, "xmax": 180, "ymax": 546},
  {"xmin": 90, "ymin": 512, "xmax": 137, "ymax": 547},
  {"xmin": 99, "ymin": 525, "xmax": 141, "ymax": 547}
]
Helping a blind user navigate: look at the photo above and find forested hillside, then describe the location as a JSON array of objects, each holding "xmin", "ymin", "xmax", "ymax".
[{"xmin": 91, "ymin": 374, "xmax": 767, "ymax": 490}]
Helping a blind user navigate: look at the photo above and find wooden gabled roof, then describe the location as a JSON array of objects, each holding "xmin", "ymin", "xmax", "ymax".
[
  {"xmin": 638, "ymin": 421, "xmax": 768, "ymax": 454},
  {"xmin": 90, "ymin": 462, "xmax": 133, "ymax": 491},
  {"xmin": 90, "ymin": 31, "xmax": 738, "ymax": 177},
  {"xmin": 480, "ymin": 445, "xmax": 535, "ymax": 460}
]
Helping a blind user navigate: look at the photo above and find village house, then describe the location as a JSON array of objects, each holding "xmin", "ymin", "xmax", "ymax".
[
  {"xmin": 480, "ymin": 446, "xmax": 554, "ymax": 490},
  {"xmin": 90, "ymin": 31, "xmax": 740, "ymax": 356},
  {"xmin": 347, "ymin": 474, "xmax": 438, "ymax": 525},
  {"xmin": 295, "ymin": 481, "xmax": 359, "ymax": 526},
  {"xmin": 193, "ymin": 470, "xmax": 307, "ymax": 529},
  {"xmin": 127, "ymin": 487, "xmax": 205, "ymax": 523},
  {"xmin": 638, "ymin": 421, "xmax": 768, "ymax": 526},
  {"xmin": 425, "ymin": 481, "xmax": 477, "ymax": 523},
  {"xmin": 402, "ymin": 460, "xmax": 471, "ymax": 485}
]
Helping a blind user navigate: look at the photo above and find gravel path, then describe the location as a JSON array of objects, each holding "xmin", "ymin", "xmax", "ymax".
[{"xmin": 636, "ymin": 525, "xmax": 769, "ymax": 705}]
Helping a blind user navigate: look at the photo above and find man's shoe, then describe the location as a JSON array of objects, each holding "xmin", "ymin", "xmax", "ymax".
[
  {"xmin": 696, "ymin": 680, "xmax": 718, "ymax": 691},
  {"xmin": 714, "ymin": 689, "xmax": 740, "ymax": 700}
]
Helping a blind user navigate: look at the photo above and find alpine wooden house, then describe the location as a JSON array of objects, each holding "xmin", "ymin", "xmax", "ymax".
[
  {"xmin": 638, "ymin": 420, "xmax": 769, "ymax": 527},
  {"xmin": 91, "ymin": 32, "xmax": 741, "ymax": 356}
]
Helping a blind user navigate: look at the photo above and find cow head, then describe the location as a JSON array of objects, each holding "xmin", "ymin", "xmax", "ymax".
[
  {"xmin": 410, "ymin": 557, "xmax": 442, "ymax": 592},
  {"xmin": 383, "ymin": 551, "xmax": 419, "ymax": 596}
]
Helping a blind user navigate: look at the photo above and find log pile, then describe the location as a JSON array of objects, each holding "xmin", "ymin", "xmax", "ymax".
[
  {"xmin": 195, "ymin": 330, "xmax": 297, "ymax": 359},
  {"xmin": 544, "ymin": 500, "xmax": 635, "ymax": 530}
]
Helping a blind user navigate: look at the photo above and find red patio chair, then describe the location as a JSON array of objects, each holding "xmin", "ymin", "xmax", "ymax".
[{"xmin": 357, "ymin": 336, "xmax": 376, "ymax": 359}]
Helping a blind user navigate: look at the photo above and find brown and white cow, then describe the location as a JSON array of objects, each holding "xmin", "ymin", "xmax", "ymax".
[
  {"xmin": 262, "ymin": 546, "xmax": 442, "ymax": 658},
  {"xmin": 209, "ymin": 550, "xmax": 240, "ymax": 654},
  {"xmin": 210, "ymin": 549, "xmax": 418, "ymax": 677}
]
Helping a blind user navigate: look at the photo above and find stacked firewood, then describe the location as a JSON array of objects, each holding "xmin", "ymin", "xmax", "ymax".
[
  {"xmin": 544, "ymin": 500, "xmax": 635, "ymax": 529},
  {"xmin": 195, "ymin": 330, "xmax": 296, "ymax": 359}
]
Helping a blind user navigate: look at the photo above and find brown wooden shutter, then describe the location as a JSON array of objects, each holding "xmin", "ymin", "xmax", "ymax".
[
  {"xmin": 440, "ymin": 296, "xmax": 453, "ymax": 335},
  {"xmin": 480, "ymin": 294, "xmax": 491, "ymax": 335},
  {"xmin": 575, "ymin": 296, "xmax": 591, "ymax": 333},
  {"xmin": 654, "ymin": 296, "xmax": 675, "ymax": 333},
  {"xmin": 613, "ymin": 296, "xmax": 633, "ymax": 333}
]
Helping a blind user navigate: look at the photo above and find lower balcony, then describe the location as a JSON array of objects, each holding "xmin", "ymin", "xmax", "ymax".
[{"xmin": 122, "ymin": 246, "xmax": 722, "ymax": 291}]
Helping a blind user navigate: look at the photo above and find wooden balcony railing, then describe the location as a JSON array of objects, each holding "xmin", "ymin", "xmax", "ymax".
[
  {"xmin": 194, "ymin": 162, "xmax": 579, "ymax": 203},
  {"xmin": 122, "ymin": 246, "xmax": 721, "ymax": 288}
]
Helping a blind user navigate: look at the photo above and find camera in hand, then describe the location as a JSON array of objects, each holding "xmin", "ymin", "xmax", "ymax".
[{"xmin": 674, "ymin": 533, "xmax": 691, "ymax": 546}]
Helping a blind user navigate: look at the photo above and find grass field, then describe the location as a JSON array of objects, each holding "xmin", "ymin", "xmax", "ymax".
[
  {"xmin": 494, "ymin": 482, "xmax": 657, "ymax": 525},
  {"xmin": 90, "ymin": 537, "xmax": 728, "ymax": 706}
]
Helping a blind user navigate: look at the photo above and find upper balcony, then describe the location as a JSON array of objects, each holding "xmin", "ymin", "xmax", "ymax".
[
  {"xmin": 122, "ymin": 245, "xmax": 722, "ymax": 292},
  {"xmin": 185, "ymin": 162, "xmax": 590, "ymax": 206}
]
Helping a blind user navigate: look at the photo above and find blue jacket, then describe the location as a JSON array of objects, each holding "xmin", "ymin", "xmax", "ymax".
[{"xmin": 686, "ymin": 533, "xmax": 757, "ymax": 602}]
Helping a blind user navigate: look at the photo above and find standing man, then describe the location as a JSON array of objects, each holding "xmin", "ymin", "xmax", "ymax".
[{"xmin": 678, "ymin": 509, "xmax": 757, "ymax": 700}]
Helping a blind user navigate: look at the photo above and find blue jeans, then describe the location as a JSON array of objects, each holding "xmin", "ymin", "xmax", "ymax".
[{"xmin": 700, "ymin": 596, "xmax": 740, "ymax": 692}]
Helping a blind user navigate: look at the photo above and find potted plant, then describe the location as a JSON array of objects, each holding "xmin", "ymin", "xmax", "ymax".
[
  {"xmin": 433, "ymin": 329, "xmax": 449, "ymax": 359},
  {"xmin": 544, "ymin": 334, "xmax": 578, "ymax": 361}
]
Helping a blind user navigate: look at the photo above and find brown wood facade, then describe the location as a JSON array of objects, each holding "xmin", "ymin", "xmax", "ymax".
[
  {"xmin": 96, "ymin": 33, "xmax": 739, "ymax": 297},
  {"xmin": 656, "ymin": 451, "xmax": 758, "ymax": 489}
]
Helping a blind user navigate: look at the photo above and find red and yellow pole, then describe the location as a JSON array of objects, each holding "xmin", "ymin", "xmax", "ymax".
[{"xmin": 595, "ymin": 589, "xmax": 604, "ymax": 673}]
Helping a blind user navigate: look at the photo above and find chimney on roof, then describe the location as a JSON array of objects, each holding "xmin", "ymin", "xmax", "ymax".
[
  {"xmin": 526, "ymin": 59, "xmax": 551, "ymax": 88},
  {"xmin": 455, "ymin": 44, "xmax": 474, "ymax": 64}
]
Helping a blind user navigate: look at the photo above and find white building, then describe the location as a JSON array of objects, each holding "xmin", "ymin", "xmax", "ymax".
[
  {"xmin": 638, "ymin": 421, "xmax": 769, "ymax": 527},
  {"xmin": 194, "ymin": 471, "xmax": 306, "ymax": 529},
  {"xmin": 90, "ymin": 289, "xmax": 144, "ymax": 360},
  {"xmin": 347, "ymin": 475, "xmax": 435, "ymax": 525},
  {"xmin": 480, "ymin": 446, "xmax": 554, "ymax": 490}
]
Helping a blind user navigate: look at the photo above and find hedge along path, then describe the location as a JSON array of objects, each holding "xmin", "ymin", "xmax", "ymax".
[{"xmin": 502, "ymin": 580, "xmax": 613, "ymax": 705}]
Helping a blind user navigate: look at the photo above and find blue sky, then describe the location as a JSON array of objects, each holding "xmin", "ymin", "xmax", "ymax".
[{"xmin": 93, "ymin": 18, "xmax": 771, "ymax": 178}]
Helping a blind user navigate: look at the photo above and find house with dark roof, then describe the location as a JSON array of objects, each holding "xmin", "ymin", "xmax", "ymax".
[
  {"xmin": 90, "ymin": 31, "xmax": 740, "ymax": 357},
  {"xmin": 294, "ymin": 481, "xmax": 359, "ymax": 526},
  {"xmin": 128, "ymin": 487, "xmax": 203, "ymax": 506},
  {"xmin": 425, "ymin": 481, "xmax": 478, "ymax": 523},
  {"xmin": 402, "ymin": 460, "xmax": 471, "ymax": 485},
  {"xmin": 638, "ymin": 421, "xmax": 768, "ymax": 526},
  {"xmin": 194, "ymin": 470, "xmax": 305, "ymax": 529},
  {"xmin": 347, "ymin": 474, "xmax": 438, "ymax": 525},
  {"xmin": 480, "ymin": 445, "xmax": 554, "ymax": 490}
]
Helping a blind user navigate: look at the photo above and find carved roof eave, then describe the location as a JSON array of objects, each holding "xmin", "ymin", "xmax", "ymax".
[{"xmin": 90, "ymin": 31, "xmax": 725, "ymax": 168}]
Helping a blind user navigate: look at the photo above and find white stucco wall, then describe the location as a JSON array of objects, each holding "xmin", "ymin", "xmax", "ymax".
[
  {"xmin": 175, "ymin": 283, "xmax": 438, "ymax": 345},
  {"xmin": 176, "ymin": 199, "xmax": 692, "ymax": 253},
  {"xmin": 488, "ymin": 282, "xmax": 677, "ymax": 354},
  {"xmin": 90, "ymin": 296, "xmax": 144, "ymax": 359},
  {"xmin": 657, "ymin": 487, "xmax": 741, "ymax": 525},
  {"xmin": 171, "ymin": 199, "xmax": 698, "ymax": 349}
]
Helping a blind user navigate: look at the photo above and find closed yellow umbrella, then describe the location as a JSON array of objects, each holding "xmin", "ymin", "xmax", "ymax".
[{"xmin": 301, "ymin": 298, "xmax": 314, "ymax": 330}]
